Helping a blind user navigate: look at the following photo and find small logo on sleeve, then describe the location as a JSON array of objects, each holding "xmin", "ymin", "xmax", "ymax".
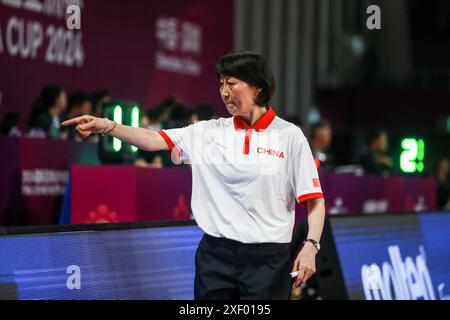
[{"xmin": 313, "ymin": 178, "xmax": 321, "ymax": 188}]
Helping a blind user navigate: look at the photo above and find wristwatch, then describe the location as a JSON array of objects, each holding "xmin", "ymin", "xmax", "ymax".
[{"xmin": 304, "ymin": 239, "xmax": 321, "ymax": 252}]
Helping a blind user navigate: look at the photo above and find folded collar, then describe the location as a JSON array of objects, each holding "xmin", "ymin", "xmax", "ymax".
[{"xmin": 233, "ymin": 107, "xmax": 276, "ymax": 131}]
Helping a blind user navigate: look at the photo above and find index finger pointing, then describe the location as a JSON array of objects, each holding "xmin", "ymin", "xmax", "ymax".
[{"xmin": 62, "ymin": 116, "xmax": 84, "ymax": 127}]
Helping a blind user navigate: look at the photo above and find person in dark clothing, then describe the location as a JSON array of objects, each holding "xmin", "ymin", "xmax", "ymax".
[
  {"xmin": 28, "ymin": 85, "xmax": 67, "ymax": 139},
  {"xmin": 195, "ymin": 103, "xmax": 219, "ymax": 121},
  {"xmin": 358, "ymin": 127, "xmax": 393, "ymax": 176},
  {"xmin": 310, "ymin": 120, "xmax": 335, "ymax": 173},
  {"xmin": 91, "ymin": 90, "xmax": 112, "ymax": 118}
]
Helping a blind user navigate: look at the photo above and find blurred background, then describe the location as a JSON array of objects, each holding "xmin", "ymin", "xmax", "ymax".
[{"xmin": 0, "ymin": 0, "xmax": 449, "ymax": 300}]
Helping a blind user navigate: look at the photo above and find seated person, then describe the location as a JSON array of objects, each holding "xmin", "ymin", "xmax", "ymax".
[
  {"xmin": 28, "ymin": 85, "xmax": 67, "ymax": 139},
  {"xmin": 310, "ymin": 120, "xmax": 335, "ymax": 172},
  {"xmin": 358, "ymin": 127, "xmax": 393, "ymax": 176}
]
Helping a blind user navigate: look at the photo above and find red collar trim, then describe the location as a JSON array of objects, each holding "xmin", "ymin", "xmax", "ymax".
[{"xmin": 233, "ymin": 107, "xmax": 276, "ymax": 131}]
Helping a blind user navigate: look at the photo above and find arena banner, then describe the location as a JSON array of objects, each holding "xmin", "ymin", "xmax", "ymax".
[
  {"xmin": 70, "ymin": 167, "xmax": 437, "ymax": 224},
  {"xmin": 0, "ymin": 134, "xmax": 436, "ymax": 227},
  {"xmin": 70, "ymin": 165, "xmax": 193, "ymax": 224},
  {"xmin": 0, "ymin": 136, "xmax": 99, "ymax": 225},
  {"xmin": 321, "ymin": 173, "xmax": 436, "ymax": 216},
  {"xmin": 0, "ymin": 0, "xmax": 233, "ymax": 130},
  {"xmin": 330, "ymin": 211, "xmax": 450, "ymax": 300}
]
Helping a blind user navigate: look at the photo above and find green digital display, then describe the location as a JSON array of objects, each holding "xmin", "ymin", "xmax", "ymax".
[
  {"xmin": 400, "ymin": 138, "xmax": 425, "ymax": 173},
  {"xmin": 101, "ymin": 103, "xmax": 141, "ymax": 154},
  {"xmin": 113, "ymin": 105, "xmax": 123, "ymax": 152},
  {"xmin": 131, "ymin": 106, "xmax": 140, "ymax": 153}
]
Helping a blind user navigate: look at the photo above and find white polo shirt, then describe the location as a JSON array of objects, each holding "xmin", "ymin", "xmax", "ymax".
[{"xmin": 158, "ymin": 107, "xmax": 323, "ymax": 243}]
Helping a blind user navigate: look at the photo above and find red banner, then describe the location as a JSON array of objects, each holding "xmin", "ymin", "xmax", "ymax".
[{"xmin": 70, "ymin": 165, "xmax": 192, "ymax": 224}]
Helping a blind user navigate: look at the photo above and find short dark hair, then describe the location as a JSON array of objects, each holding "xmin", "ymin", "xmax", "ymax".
[
  {"xmin": 91, "ymin": 90, "xmax": 110, "ymax": 108},
  {"xmin": 216, "ymin": 52, "xmax": 275, "ymax": 106},
  {"xmin": 28, "ymin": 85, "xmax": 64, "ymax": 128},
  {"xmin": 68, "ymin": 92, "xmax": 90, "ymax": 112},
  {"xmin": 196, "ymin": 104, "xmax": 218, "ymax": 121}
]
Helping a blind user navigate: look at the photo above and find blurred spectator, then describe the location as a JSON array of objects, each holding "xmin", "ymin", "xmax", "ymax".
[
  {"xmin": 147, "ymin": 107, "xmax": 164, "ymax": 131},
  {"xmin": 187, "ymin": 108, "xmax": 199, "ymax": 124},
  {"xmin": 28, "ymin": 85, "xmax": 67, "ymax": 139},
  {"xmin": 166, "ymin": 102, "xmax": 191, "ymax": 128},
  {"xmin": 310, "ymin": 120, "xmax": 335, "ymax": 172},
  {"xmin": 91, "ymin": 90, "xmax": 112, "ymax": 118},
  {"xmin": 140, "ymin": 111, "xmax": 151, "ymax": 129},
  {"xmin": 139, "ymin": 97, "xmax": 215, "ymax": 167},
  {"xmin": 195, "ymin": 103, "xmax": 219, "ymax": 121},
  {"xmin": 138, "ymin": 98, "xmax": 179, "ymax": 168},
  {"xmin": 358, "ymin": 127, "xmax": 393, "ymax": 176},
  {"xmin": 134, "ymin": 151, "xmax": 164, "ymax": 168},
  {"xmin": 67, "ymin": 92, "xmax": 93, "ymax": 118},
  {"xmin": 134, "ymin": 110, "xmax": 165, "ymax": 168},
  {"xmin": 436, "ymin": 157, "xmax": 450, "ymax": 210},
  {"xmin": 147, "ymin": 98, "xmax": 175, "ymax": 131},
  {"xmin": 62, "ymin": 92, "xmax": 93, "ymax": 141},
  {"xmin": 0, "ymin": 112, "xmax": 22, "ymax": 137}
]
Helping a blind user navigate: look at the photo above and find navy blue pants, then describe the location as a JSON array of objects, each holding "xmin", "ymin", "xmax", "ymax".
[{"xmin": 194, "ymin": 234, "xmax": 291, "ymax": 300}]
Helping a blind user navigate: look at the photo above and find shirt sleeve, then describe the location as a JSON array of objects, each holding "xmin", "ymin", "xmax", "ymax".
[
  {"xmin": 157, "ymin": 121, "xmax": 204, "ymax": 164},
  {"xmin": 291, "ymin": 132, "xmax": 324, "ymax": 206}
]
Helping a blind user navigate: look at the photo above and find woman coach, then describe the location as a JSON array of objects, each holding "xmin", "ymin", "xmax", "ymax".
[{"xmin": 62, "ymin": 52, "xmax": 326, "ymax": 300}]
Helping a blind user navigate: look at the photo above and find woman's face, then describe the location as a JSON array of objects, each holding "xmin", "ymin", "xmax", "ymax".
[
  {"xmin": 219, "ymin": 75, "xmax": 260, "ymax": 116},
  {"xmin": 56, "ymin": 91, "xmax": 67, "ymax": 112}
]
